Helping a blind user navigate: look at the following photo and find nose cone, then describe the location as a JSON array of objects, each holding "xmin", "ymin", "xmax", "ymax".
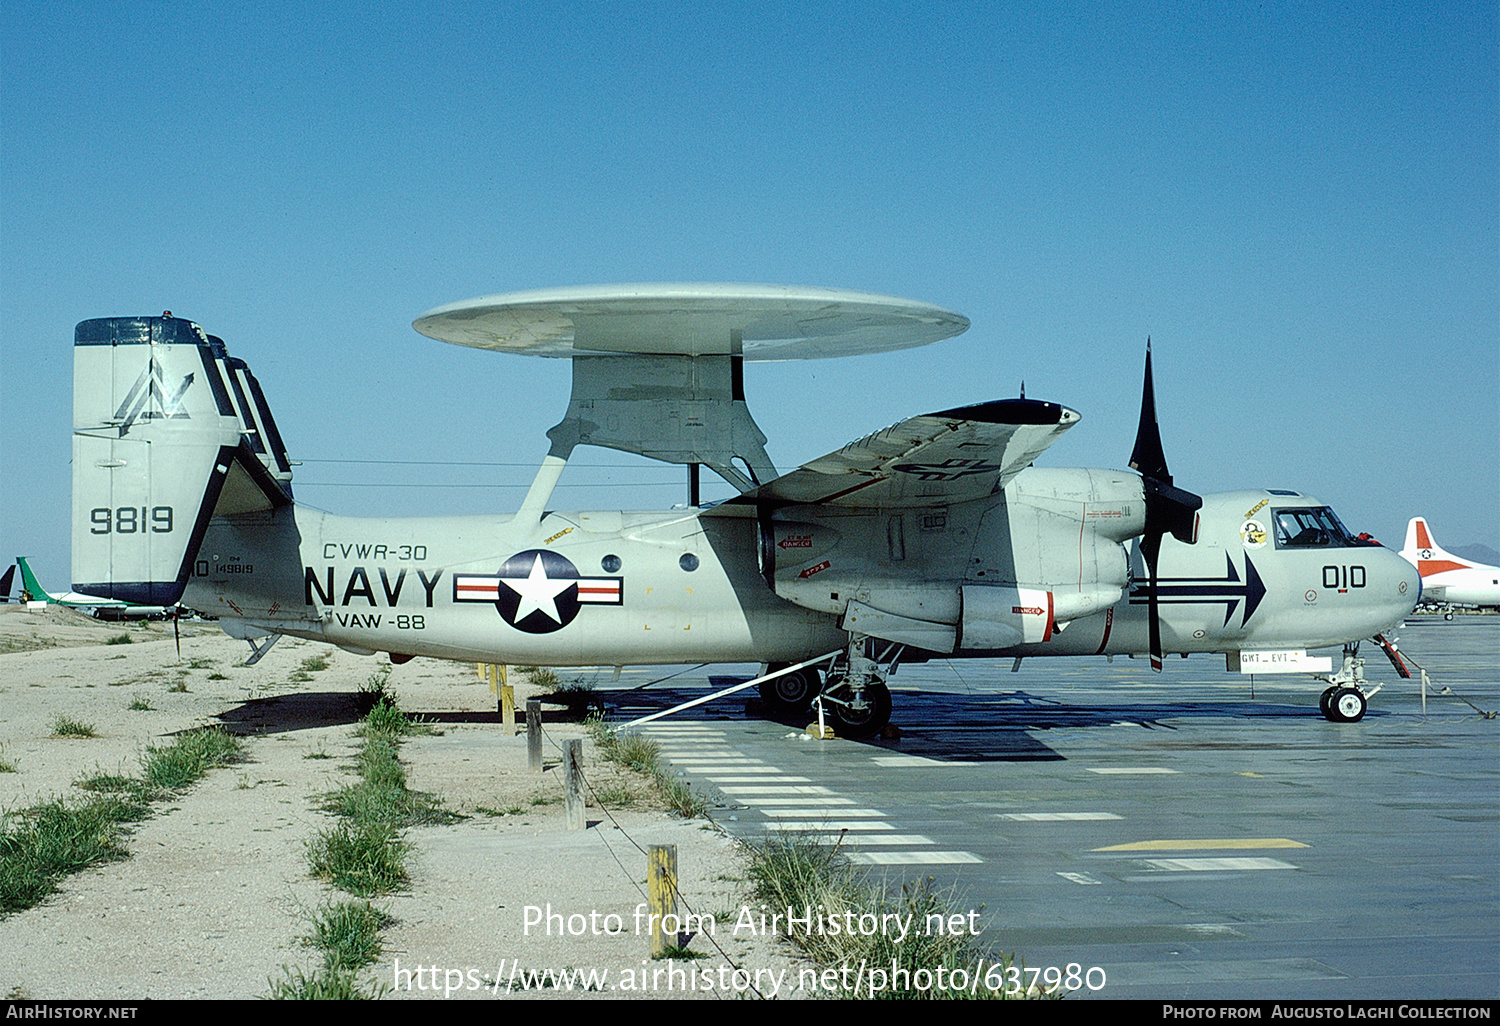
[{"xmin": 1372, "ymin": 545, "xmax": 1422, "ymax": 630}]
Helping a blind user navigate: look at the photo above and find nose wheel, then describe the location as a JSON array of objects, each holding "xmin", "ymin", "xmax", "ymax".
[
  {"xmin": 1320, "ymin": 686, "xmax": 1367, "ymax": 722},
  {"xmin": 1316, "ymin": 643, "xmax": 1378, "ymax": 722}
]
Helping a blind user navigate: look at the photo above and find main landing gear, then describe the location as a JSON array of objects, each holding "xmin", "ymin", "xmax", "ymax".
[
  {"xmin": 820, "ymin": 675, "xmax": 893, "ymax": 739},
  {"xmin": 1315, "ymin": 643, "xmax": 1382, "ymax": 723},
  {"xmin": 759, "ymin": 636, "xmax": 898, "ymax": 739},
  {"xmin": 757, "ymin": 663, "xmax": 822, "ymax": 714}
]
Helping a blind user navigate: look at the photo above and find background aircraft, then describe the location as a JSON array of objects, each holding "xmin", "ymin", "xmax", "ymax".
[
  {"xmin": 1400, "ymin": 518, "xmax": 1500, "ymax": 617},
  {"xmin": 14, "ymin": 556, "xmax": 175, "ymax": 619},
  {"xmin": 70, "ymin": 290, "xmax": 1418, "ymax": 732}
]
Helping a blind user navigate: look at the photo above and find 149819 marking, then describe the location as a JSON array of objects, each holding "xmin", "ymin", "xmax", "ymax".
[{"xmin": 90, "ymin": 506, "xmax": 174, "ymax": 534}]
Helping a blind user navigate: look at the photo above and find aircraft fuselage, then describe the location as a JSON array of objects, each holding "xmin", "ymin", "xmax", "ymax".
[{"xmin": 186, "ymin": 471, "xmax": 1418, "ymax": 668}]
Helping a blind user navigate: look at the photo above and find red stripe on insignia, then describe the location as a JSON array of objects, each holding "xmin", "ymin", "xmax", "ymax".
[
  {"xmin": 454, "ymin": 578, "xmax": 499, "ymax": 600},
  {"xmin": 577, "ymin": 581, "xmax": 621, "ymax": 602}
]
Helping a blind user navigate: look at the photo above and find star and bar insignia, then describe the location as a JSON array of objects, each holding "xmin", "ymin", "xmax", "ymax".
[{"xmin": 453, "ymin": 549, "xmax": 623, "ymax": 634}]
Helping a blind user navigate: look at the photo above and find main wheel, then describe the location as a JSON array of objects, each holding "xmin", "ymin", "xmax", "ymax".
[
  {"xmin": 1319, "ymin": 686, "xmax": 1338, "ymax": 720},
  {"xmin": 823, "ymin": 679, "xmax": 892, "ymax": 739},
  {"xmin": 1329, "ymin": 687, "xmax": 1367, "ymax": 723},
  {"xmin": 758, "ymin": 665, "xmax": 820, "ymax": 714}
]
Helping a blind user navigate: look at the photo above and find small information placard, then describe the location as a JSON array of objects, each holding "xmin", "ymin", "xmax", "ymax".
[{"xmin": 1231, "ymin": 650, "xmax": 1333, "ymax": 674}]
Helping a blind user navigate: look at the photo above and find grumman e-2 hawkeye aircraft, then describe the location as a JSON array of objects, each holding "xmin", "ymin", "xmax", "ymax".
[{"xmin": 71, "ymin": 285, "xmax": 1419, "ymax": 735}]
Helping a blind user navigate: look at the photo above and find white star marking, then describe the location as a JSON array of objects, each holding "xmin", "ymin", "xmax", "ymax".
[{"xmin": 500, "ymin": 554, "xmax": 575, "ymax": 624}]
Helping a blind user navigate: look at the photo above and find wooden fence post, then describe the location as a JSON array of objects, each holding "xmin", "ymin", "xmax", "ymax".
[
  {"xmin": 563, "ymin": 739, "xmax": 584, "ymax": 830},
  {"xmin": 527, "ymin": 700, "xmax": 542, "ymax": 771},
  {"xmin": 647, "ymin": 844, "xmax": 678, "ymax": 958}
]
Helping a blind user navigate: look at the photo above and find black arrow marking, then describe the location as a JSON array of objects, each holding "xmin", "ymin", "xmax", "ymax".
[{"xmin": 1129, "ymin": 552, "xmax": 1265, "ymax": 627}]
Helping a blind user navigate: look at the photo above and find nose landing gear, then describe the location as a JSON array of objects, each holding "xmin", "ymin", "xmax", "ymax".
[
  {"xmin": 1319, "ymin": 684, "xmax": 1367, "ymax": 722},
  {"xmin": 1315, "ymin": 643, "xmax": 1382, "ymax": 722}
]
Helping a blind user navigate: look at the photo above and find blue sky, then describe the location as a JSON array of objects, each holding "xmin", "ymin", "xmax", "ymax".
[{"xmin": 3, "ymin": 1, "xmax": 1495, "ymax": 590}]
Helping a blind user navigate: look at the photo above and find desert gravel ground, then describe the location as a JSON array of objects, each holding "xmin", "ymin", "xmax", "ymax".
[{"xmin": 0, "ymin": 605, "xmax": 804, "ymax": 1000}]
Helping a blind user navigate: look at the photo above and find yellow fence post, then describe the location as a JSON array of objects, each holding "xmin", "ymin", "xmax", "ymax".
[
  {"xmin": 647, "ymin": 844, "xmax": 678, "ymax": 958},
  {"xmin": 500, "ymin": 664, "xmax": 515, "ymax": 731}
]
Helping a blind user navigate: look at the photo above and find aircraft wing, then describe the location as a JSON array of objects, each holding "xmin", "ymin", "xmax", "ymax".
[{"xmin": 711, "ymin": 398, "xmax": 1080, "ymax": 511}]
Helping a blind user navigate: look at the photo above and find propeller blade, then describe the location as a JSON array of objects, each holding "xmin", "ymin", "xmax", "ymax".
[
  {"xmin": 1129, "ymin": 339, "xmax": 1171, "ymax": 484},
  {"xmin": 1129, "ymin": 341, "xmax": 1202, "ymax": 673},
  {"xmin": 1142, "ymin": 533, "xmax": 1164, "ymax": 672}
]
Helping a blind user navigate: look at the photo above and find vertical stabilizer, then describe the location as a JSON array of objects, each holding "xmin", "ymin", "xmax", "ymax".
[
  {"xmin": 1401, "ymin": 517, "xmax": 1474, "ymax": 576},
  {"xmin": 14, "ymin": 558, "xmax": 51, "ymax": 602},
  {"xmin": 1403, "ymin": 517, "xmax": 1447, "ymax": 559},
  {"xmin": 72, "ymin": 316, "xmax": 248, "ymax": 604}
]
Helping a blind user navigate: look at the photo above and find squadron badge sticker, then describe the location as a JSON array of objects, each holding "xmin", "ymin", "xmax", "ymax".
[
  {"xmin": 453, "ymin": 549, "xmax": 623, "ymax": 633},
  {"xmin": 1240, "ymin": 519, "xmax": 1267, "ymax": 549}
]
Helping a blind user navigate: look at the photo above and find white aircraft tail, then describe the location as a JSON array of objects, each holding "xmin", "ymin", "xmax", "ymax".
[
  {"xmin": 72, "ymin": 316, "xmax": 293, "ymax": 604},
  {"xmin": 1401, "ymin": 517, "xmax": 1472, "ymax": 569}
]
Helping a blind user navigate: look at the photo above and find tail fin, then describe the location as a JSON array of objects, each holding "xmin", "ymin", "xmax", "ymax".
[
  {"xmin": 1401, "ymin": 517, "xmax": 1473, "ymax": 575},
  {"xmin": 207, "ymin": 335, "xmax": 296, "ymax": 493},
  {"xmin": 15, "ymin": 557, "xmax": 54, "ymax": 603},
  {"xmin": 0, "ymin": 563, "xmax": 15, "ymax": 602},
  {"xmin": 72, "ymin": 316, "xmax": 292, "ymax": 604}
]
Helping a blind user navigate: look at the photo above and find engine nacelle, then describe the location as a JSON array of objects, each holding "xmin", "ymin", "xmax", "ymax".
[{"xmin": 958, "ymin": 583, "xmax": 1124, "ymax": 650}]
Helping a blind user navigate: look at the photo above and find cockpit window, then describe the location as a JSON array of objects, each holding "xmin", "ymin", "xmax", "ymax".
[{"xmin": 1273, "ymin": 507, "xmax": 1361, "ymax": 548}]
